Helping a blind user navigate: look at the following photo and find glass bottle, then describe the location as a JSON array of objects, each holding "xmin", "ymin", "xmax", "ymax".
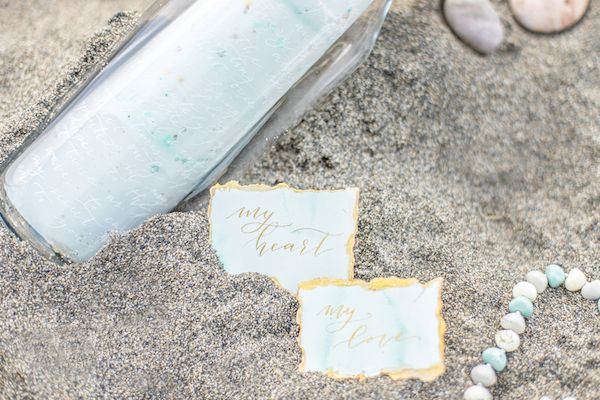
[{"xmin": 0, "ymin": 0, "xmax": 392, "ymax": 262}]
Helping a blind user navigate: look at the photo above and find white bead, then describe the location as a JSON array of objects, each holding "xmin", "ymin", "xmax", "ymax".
[
  {"xmin": 563, "ymin": 397, "xmax": 576, "ymax": 400},
  {"xmin": 501, "ymin": 311, "xmax": 526, "ymax": 334},
  {"xmin": 470, "ymin": 364, "xmax": 497, "ymax": 387},
  {"xmin": 495, "ymin": 329, "xmax": 520, "ymax": 352},
  {"xmin": 565, "ymin": 268, "xmax": 587, "ymax": 292},
  {"xmin": 539, "ymin": 397, "xmax": 552, "ymax": 400},
  {"xmin": 512, "ymin": 281, "xmax": 537, "ymax": 301},
  {"xmin": 526, "ymin": 270, "xmax": 548, "ymax": 293},
  {"xmin": 581, "ymin": 280, "xmax": 600, "ymax": 300},
  {"xmin": 464, "ymin": 385, "xmax": 492, "ymax": 400}
]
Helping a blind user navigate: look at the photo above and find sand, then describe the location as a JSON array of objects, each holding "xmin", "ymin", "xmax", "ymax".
[{"xmin": 0, "ymin": 0, "xmax": 598, "ymax": 399}]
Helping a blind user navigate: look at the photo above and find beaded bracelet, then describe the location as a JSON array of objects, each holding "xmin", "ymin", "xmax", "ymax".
[{"xmin": 463, "ymin": 264, "xmax": 600, "ymax": 400}]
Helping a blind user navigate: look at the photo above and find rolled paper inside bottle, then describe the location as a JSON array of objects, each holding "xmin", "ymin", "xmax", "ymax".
[{"xmin": 0, "ymin": 0, "xmax": 374, "ymax": 262}]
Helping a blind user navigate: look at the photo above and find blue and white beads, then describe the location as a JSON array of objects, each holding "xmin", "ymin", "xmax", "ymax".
[
  {"xmin": 582, "ymin": 280, "xmax": 600, "ymax": 300},
  {"xmin": 545, "ymin": 264, "xmax": 565, "ymax": 288},
  {"xmin": 464, "ymin": 263, "xmax": 599, "ymax": 400},
  {"xmin": 526, "ymin": 270, "xmax": 548, "ymax": 293},
  {"xmin": 512, "ymin": 281, "xmax": 537, "ymax": 301},
  {"xmin": 470, "ymin": 364, "xmax": 497, "ymax": 387},
  {"xmin": 508, "ymin": 296, "xmax": 534, "ymax": 318},
  {"xmin": 500, "ymin": 312, "xmax": 525, "ymax": 334},
  {"xmin": 565, "ymin": 268, "xmax": 586, "ymax": 292}
]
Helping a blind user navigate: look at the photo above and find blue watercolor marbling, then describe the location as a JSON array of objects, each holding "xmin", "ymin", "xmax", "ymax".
[{"xmin": 298, "ymin": 278, "xmax": 444, "ymax": 380}]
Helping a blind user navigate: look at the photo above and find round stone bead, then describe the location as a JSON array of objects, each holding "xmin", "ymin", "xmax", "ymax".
[
  {"xmin": 545, "ymin": 264, "xmax": 565, "ymax": 288},
  {"xmin": 482, "ymin": 347, "xmax": 507, "ymax": 372},
  {"xmin": 539, "ymin": 397, "xmax": 552, "ymax": 400},
  {"xmin": 581, "ymin": 280, "xmax": 600, "ymax": 300},
  {"xmin": 501, "ymin": 311, "xmax": 526, "ymax": 334},
  {"xmin": 526, "ymin": 270, "xmax": 548, "ymax": 293},
  {"xmin": 565, "ymin": 268, "xmax": 587, "ymax": 292},
  {"xmin": 495, "ymin": 329, "xmax": 520, "ymax": 352},
  {"xmin": 464, "ymin": 385, "xmax": 492, "ymax": 400},
  {"xmin": 512, "ymin": 281, "xmax": 537, "ymax": 301},
  {"xmin": 509, "ymin": 296, "xmax": 534, "ymax": 318},
  {"xmin": 470, "ymin": 364, "xmax": 497, "ymax": 387}
]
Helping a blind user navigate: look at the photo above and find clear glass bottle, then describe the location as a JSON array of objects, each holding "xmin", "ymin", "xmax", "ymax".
[{"xmin": 0, "ymin": 0, "xmax": 392, "ymax": 263}]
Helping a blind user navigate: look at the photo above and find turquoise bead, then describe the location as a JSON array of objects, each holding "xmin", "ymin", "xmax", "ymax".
[
  {"xmin": 545, "ymin": 264, "xmax": 565, "ymax": 288},
  {"xmin": 509, "ymin": 296, "xmax": 534, "ymax": 318},
  {"xmin": 482, "ymin": 347, "xmax": 507, "ymax": 372}
]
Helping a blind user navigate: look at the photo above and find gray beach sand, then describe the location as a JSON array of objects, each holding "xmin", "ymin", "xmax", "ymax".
[{"xmin": 0, "ymin": 0, "xmax": 598, "ymax": 399}]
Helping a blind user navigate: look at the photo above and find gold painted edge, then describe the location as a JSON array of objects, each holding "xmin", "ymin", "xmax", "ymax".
[
  {"xmin": 346, "ymin": 188, "xmax": 359, "ymax": 280},
  {"xmin": 297, "ymin": 277, "xmax": 445, "ymax": 382},
  {"xmin": 207, "ymin": 181, "xmax": 360, "ymax": 291}
]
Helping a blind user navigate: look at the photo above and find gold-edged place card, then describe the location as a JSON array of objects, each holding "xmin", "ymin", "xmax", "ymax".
[
  {"xmin": 208, "ymin": 182, "xmax": 359, "ymax": 292},
  {"xmin": 297, "ymin": 277, "xmax": 445, "ymax": 381}
]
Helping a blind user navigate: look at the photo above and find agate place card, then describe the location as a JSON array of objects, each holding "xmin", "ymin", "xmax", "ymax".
[
  {"xmin": 297, "ymin": 278, "xmax": 445, "ymax": 381},
  {"xmin": 208, "ymin": 182, "xmax": 359, "ymax": 292}
]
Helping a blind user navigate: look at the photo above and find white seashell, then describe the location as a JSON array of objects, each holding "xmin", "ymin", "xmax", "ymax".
[
  {"xmin": 464, "ymin": 385, "xmax": 492, "ymax": 400},
  {"xmin": 512, "ymin": 281, "xmax": 537, "ymax": 301},
  {"xmin": 565, "ymin": 268, "xmax": 587, "ymax": 292},
  {"xmin": 495, "ymin": 329, "xmax": 520, "ymax": 352},
  {"xmin": 526, "ymin": 270, "xmax": 548, "ymax": 293},
  {"xmin": 470, "ymin": 364, "xmax": 497, "ymax": 387},
  {"xmin": 581, "ymin": 280, "xmax": 600, "ymax": 300},
  {"xmin": 501, "ymin": 312, "xmax": 526, "ymax": 334}
]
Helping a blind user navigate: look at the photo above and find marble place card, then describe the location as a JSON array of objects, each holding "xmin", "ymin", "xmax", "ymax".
[
  {"xmin": 297, "ymin": 278, "xmax": 445, "ymax": 381},
  {"xmin": 208, "ymin": 182, "xmax": 359, "ymax": 292}
]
